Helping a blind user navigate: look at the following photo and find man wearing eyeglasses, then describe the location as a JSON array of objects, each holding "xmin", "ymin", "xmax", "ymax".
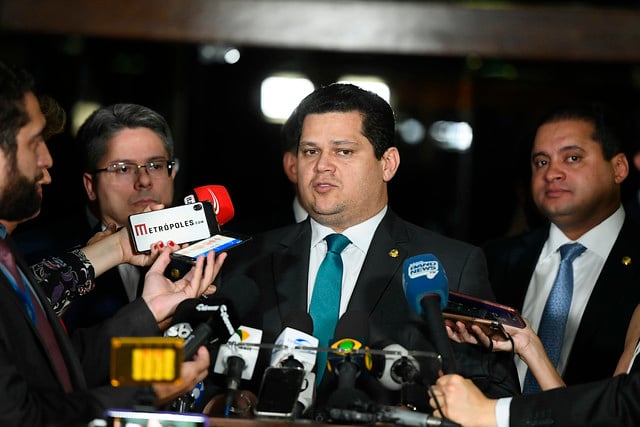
[{"xmin": 61, "ymin": 103, "xmax": 179, "ymax": 333}]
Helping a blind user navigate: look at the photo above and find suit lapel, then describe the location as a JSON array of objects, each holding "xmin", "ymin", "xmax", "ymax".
[
  {"xmin": 271, "ymin": 223, "xmax": 312, "ymax": 327},
  {"xmin": 347, "ymin": 211, "xmax": 407, "ymax": 315},
  {"xmin": 572, "ymin": 219, "xmax": 640, "ymax": 347}
]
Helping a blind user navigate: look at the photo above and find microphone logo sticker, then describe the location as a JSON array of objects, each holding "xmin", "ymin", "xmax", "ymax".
[
  {"xmin": 407, "ymin": 259, "xmax": 439, "ymax": 280},
  {"xmin": 205, "ymin": 188, "xmax": 221, "ymax": 215}
]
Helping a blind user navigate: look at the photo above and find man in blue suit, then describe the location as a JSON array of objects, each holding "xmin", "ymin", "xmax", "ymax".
[{"xmin": 483, "ymin": 102, "xmax": 640, "ymax": 389}]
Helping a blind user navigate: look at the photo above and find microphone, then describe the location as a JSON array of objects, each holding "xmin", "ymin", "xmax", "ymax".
[
  {"xmin": 165, "ymin": 297, "xmax": 238, "ymax": 360},
  {"xmin": 184, "ymin": 184, "xmax": 235, "ymax": 226},
  {"xmin": 375, "ymin": 343, "xmax": 421, "ymax": 391},
  {"xmin": 267, "ymin": 311, "xmax": 319, "ymax": 417},
  {"xmin": 402, "ymin": 254, "xmax": 457, "ymax": 374},
  {"xmin": 325, "ymin": 311, "xmax": 373, "ymax": 410},
  {"xmin": 213, "ymin": 325, "xmax": 263, "ymax": 416},
  {"xmin": 374, "ymin": 405, "xmax": 461, "ymax": 427},
  {"xmin": 270, "ymin": 311, "xmax": 318, "ymax": 371},
  {"xmin": 372, "ymin": 342, "xmax": 435, "ymax": 412}
]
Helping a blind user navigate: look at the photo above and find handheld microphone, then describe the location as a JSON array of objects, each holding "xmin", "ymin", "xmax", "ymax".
[
  {"xmin": 166, "ymin": 297, "xmax": 238, "ymax": 360},
  {"xmin": 213, "ymin": 325, "xmax": 263, "ymax": 416},
  {"xmin": 325, "ymin": 311, "xmax": 373, "ymax": 411},
  {"xmin": 402, "ymin": 254, "xmax": 457, "ymax": 374},
  {"xmin": 265, "ymin": 311, "xmax": 319, "ymax": 417},
  {"xmin": 184, "ymin": 184, "xmax": 235, "ymax": 226},
  {"xmin": 270, "ymin": 311, "xmax": 318, "ymax": 372},
  {"xmin": 375, "ymin": 343, "xmax": 421, "ymax": 391}
]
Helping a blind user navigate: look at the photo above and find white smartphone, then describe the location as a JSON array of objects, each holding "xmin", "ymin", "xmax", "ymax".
[{"xmin": 128, "ymin": 201, "xmax": 220, "ymax": 253}]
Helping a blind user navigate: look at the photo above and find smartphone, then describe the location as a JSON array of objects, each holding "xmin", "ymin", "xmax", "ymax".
[
  {"xmin": 253, "ymin": 367, "xmax": 306, "ymax": 419},
  {"xmin": 169, "ymin": 232, "xmax": 252, "ymax": 265},
  {"xmin": 104, "ymin": 409, "xmax": 209, "ymax": 426},
  {"xmin": 128, "ymin": 201, "xmax": 220, "ymax": 253},
  {"xmin": 444, "ymin": 290, "xmax": 526, "ymax": 335}
]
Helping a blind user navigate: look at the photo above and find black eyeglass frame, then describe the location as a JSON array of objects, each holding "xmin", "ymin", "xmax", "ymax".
[{"xmin": 92, "ymin": 159, "xmax": 176, "ymax": 177}]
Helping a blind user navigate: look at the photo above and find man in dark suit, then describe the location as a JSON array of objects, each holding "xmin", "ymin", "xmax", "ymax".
[
  {"xmin": 0, "ymin": 61, "xmax": 219, "ymax": 426},
  {"xmin": 217, "ymin": 83, "xmax": 519, "ymax": 416},
  {"xmin": 483, "ymin": 103, "xmax": 640, "ymax": 391},
  {"xmin": 56, "ymin": 103, "xmax": 179, "ymax": 333}
]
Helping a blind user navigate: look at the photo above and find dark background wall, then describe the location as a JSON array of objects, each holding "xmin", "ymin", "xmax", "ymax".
[{"xmin": 2, "ymin": 1, "xmax": 640, "ymax": 247}]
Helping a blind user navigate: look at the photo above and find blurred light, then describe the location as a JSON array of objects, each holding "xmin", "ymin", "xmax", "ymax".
[
  {"xmin": 71, "ymin": 100, "xmax": 102, "ymax": 136},
  {"xmin": 397, "ymin": 118, "xmax": 426, "ymax": 145},
  {"xmin": 260, "ymin": 75, "xmax": 314, "ymax": 123},
  {"xmin": 198, "ymin": 44, "xmax": 241, "ymax": 64},
  {"xmin": 429, "ymin": 120, "xmax": 473, "ymax": 152},
  {"xmin": 337, "ymin": 75, "xmax": 390, "ymax": 103}
]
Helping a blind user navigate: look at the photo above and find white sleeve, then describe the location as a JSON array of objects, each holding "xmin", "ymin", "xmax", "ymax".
[{"xmin": 496, "ymin": 397, "xmax": 512, "ymax": 427}]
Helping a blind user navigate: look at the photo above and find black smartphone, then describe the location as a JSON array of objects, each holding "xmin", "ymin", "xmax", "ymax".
[
  {"xmin": 128, "ymin": 201, "xmax": 220, "ymax": 253},
  {"xmin": 253, "ymin": 367, "xmax": 306, "ymax": 419}
]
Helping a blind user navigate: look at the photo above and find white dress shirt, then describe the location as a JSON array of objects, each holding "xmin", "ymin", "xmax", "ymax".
[
  {"xmin": 307, "ymin": 206, "xmax": 387, "ymax": 316},
  {"xmin": 517, "ymin": 206, "xmax": 624, "ymax": 387}
]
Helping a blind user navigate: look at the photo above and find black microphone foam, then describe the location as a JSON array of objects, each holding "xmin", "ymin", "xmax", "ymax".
[
  {"xmin": 170, "ymin": 296, "xmax": 239, "ymax": 360},
  {"xmin": 283, "ymin": 310, "xmax": 314, "ymax": 335}
]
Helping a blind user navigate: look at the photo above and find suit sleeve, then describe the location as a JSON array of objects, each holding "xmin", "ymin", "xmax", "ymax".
[
  {"xmin": 510, "ymin": 373, "xmax": 640, "ymax": 426},
  {"xmin": 71, "ymin": 298, "xmax": 160, "ymax": 387}
]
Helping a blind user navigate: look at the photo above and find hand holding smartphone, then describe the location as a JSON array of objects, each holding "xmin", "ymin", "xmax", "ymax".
[{"xmin": 443, "ymin": 291, "xmax": 525, "ymax": 340}]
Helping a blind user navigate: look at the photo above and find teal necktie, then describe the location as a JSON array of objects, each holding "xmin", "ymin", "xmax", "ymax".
[
  {"xmin": 309, "ymin": 233, "xmax": 351, "ymax": 382},
  {"xmin": 522, "ymin": 242, "xmax": 586, "ymax": 394}
]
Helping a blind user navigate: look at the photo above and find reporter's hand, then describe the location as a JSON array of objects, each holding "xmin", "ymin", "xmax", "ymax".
[
  {"xmin": 429, "ymin": 374, "xmax": 498, "ymax": 427},
  {"xmin": 153, "ymin": 345, "xmax": 211, "ymax": 405},
  {"xmin": 142, "ymin": 247, "xmax": 227, "ymax": 326}
]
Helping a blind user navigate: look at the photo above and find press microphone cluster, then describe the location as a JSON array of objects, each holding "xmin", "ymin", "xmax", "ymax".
[{"xmin": 402, "ymin": 254, "xmax": 457, "ymax": 374}]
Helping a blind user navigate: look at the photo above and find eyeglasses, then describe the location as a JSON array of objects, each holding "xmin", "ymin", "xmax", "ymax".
[{"xmin": 93, "ymin": 159, "xmax": 175, "ymax": 179}]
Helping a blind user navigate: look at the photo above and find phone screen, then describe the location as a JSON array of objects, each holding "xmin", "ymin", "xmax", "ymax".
[
  {"xmin": 254, "ymin": 367, "xmax": 306, "ymax": 417},
  {"xmin": 170, "ymin": 232, "xmax": 252, "ymax": 265},
  {"xmin": 104, "ymin": 409, "xmax": 209, "ymax": 426}
]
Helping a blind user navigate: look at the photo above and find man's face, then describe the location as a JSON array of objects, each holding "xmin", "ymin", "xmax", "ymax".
[
  {"xmin": 0, "ymin": 92, "xmax": 52, "ymax": 224},
  {"xmin": 296, "ymin": 110, "xmax": 399, "ymax": 231},
  {"xmin": 530, "ymin": 118, "xmax": 628, "ymax": 237},
  {"xmin": 83, "ymin": 127, "xmax": 175, "ymax": 227}
]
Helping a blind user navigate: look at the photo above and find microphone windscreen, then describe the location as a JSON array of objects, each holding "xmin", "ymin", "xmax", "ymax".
[
  {"xmin": 402, "ymin": 254, "xmax": 449, "ymax": 314},
  {"xmin": 193, "ymin": 185, "xmax": 235, "ymax": 226},
  {"xmin": 283, "ymin": 310, "xmax": 314, "ymax": 336}
]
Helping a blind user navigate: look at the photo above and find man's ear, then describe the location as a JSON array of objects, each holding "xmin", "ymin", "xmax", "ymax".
[
  {"xmin": 83, "ymin": 172, "xmax": 97, "ymax": 201},
  {"xmin": 282, "ymin": 151, "xmax": 298, "ymax": 184},
  {"xmin": 612, "ymin": 152, "xmax": 629, "ymax": 184}
]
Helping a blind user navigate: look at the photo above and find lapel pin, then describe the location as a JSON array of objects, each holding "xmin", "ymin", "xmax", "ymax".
[
  {"xmin": 622, "ymin": 256, "xmax": 632, "ymax": 266},
  {"xmin": 388, "ymin": 249, "xmax": 399, "ymax": 258}
]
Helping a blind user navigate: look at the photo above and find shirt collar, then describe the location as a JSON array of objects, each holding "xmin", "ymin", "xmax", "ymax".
[
  {"xmin": 546, "ymin": 205, "xmax": 624, "ymax": 259},
  {"xmin": 310, "ymin": 205, "xmax": 388, "ymax": 253}
]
